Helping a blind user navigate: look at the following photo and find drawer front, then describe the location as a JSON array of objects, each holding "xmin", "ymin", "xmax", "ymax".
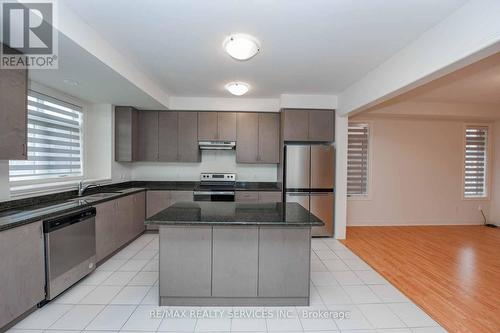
[{"xmin": 235, "ymin": 191, "xmax": 259, "ymax": 202}]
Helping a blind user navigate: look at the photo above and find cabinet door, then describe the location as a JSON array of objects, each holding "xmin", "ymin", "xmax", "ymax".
[
  {"xmin": 310, "ymin": 192, "xmax": 334, "ymax": 237},
  {"xmin": 236, "ymin": 113, "xmax": 259, "ymax": 163},
  {"xmin": 308, "ymin": 110, "xmax": 334, "ymax": 141},
  {"xmin": 258, "ymin": 113, "xmax": 280, "ymax": 163},
  {"xmin": 158, "ymin": 111, "xmax": 178, "ymax": 162},
  {"xmin": 115, "ymin": 195, "xmax": 134, "ymax": 249},
  {"xmin": 197, "ymin": 112, "xmax": 218, "ymax": 141},
  {"xmin": 218, "ymin": 112, "xmax": 237, "ymax": 141},
  {"xmin": 212, "ymin": 227, "xmax": 258, "ymax": 297},
  {"xmin": 146, "ymin": 191, "xmax": 171, "ymax": 231},
  {"xmin": 159, "ymin": 226, "xmax": 212, "ymax": 297},
  {"xmin": 0, "ymin": 63, "xmax": 27, "ymax": 160},
  {"xmin": 258, "ymin": 191, "xmax": 282, "ymax": 203},
  {"xmin": 132, "ymin": 191, "xmax": 146, "ymax": 237},
  {"xmin": 170, "ymin": 190, "xmax": 194, "ymax": 204},
  {"xmin": 138, "ymin": 111, "xmax": 159, "ymax": 161},
  {"xmin": 0, "ymin": 221, "xmax": 45, "ymax": 329},
  {"xmin": 178, "ymin": 112, "xmax": 200, "ymax": 162},
  {"xmin": 282, "ymin": 109, "xmax": 308, "ymax": 141},
  {"xmin": 115, "ymin": 106, "xmax": 138, "ymax": 162},
  {"xmin": 258, "ymin": 227, "xmax": 310, "ymax": 297},
  {"xmin": 235, "ymin": 191, "xmax": 259, "ymax": 202},
  {"xmin": 95, "ymin": 200, "xmax": 117, "ymax": 262}
]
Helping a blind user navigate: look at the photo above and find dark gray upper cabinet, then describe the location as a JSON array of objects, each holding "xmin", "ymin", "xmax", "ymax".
[
  {"xmin": 0, "ymin": 45, "xmax": 28, "ymax": 160},
  {"xmin": 236, "ymin": 113, "xmax": 259, "ymax": 163},
  {"xmin": 237, "ymin": 113, "xmax": 280, "ymax": 164},
  {"xmin": 197, "ymin": 112, "xmax": 218, "ymax": 141},
  {"xmin": 308, "ymin": 110, "xmax": 334, "ymax": 141},
  {"xmin": 137, "ymin": 111, "xmax": 159, "ymax": 161},
  {"xmin": 217, "ymin": 112, "xmax": 237, "ymax": 141},
  {"xmin": 258, "ymin": 113, "xmax": 280, "ymax": 163},
  {"xmin": 178, "ymin": 112, "xmax": 200, "ymax": 162},
  {"xmin": 282, "ymin": 109, "xmax": 335, "ymax": 142},
  {"xmin": 158, "ymin": 111, "xmax": 178, "ymax": 162},
  {"xmin": 115, "ymin": 106, "xmax": 139, "ymax": 162},
  {"xmin": 198, "ymin": 112, "xmax": 237, "ymax": 141}
]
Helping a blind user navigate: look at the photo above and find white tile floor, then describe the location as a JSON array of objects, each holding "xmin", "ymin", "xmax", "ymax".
[{"xmin": 8, "ymin": 234, "xmax": 447, "ymax": 333}]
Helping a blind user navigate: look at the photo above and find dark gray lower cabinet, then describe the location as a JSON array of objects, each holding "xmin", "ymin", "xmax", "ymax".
[
  {"xmin": 0, "ymin": 221, "xmax": 45, "ymax": 330},
  {"xmin": 258, "ymin": 227, "xmax": 310, "ymax": 297},
  {"xmin": 159, "ymin": 226, "xmax": 212, "ymax": 297},
  {"xmin": 212, "ymin": 227, "xmax": 258, "ymax": 297},
  {"xmin": 96, "ymin": 193, "xmax": 146, "ymax": 263}
]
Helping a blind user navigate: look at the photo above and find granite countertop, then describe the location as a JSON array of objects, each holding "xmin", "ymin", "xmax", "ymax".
[
  {"xmin": 0, "ymin": 181, "xmax": 282, "ymax": 232},
  {"xmin": 0, "ymin": 188, "xmax": 145, "ymax": 232},
  {"xmin": 145, "ymin": 202, "xmax": 324, "ymax": 226}
]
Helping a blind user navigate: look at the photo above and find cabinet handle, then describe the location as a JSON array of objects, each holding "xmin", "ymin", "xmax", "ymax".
[{"xmin": 22, "ymin": 143, "xmax": 27, "ymax": 156}]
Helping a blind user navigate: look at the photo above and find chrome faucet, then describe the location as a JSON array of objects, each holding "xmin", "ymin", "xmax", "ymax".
[{"xmin": 78, "ymin": 180, "xmax": 100, "ymax": 197}]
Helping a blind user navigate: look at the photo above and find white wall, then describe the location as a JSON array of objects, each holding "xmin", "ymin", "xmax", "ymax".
[
  {"xmin": 131, "ymin": 150, "xmax": 277, "ymax": 182},
  {"xmin": 347, "ymin": 115, "xmax": 491, "ymax": 226},
  {"xmin": 85, "ymin": 103, "xmax": 132, "ymax": 182},
  {"xmin": 488, "ymin": 120, "xmax": 500, "ymax": 226}
]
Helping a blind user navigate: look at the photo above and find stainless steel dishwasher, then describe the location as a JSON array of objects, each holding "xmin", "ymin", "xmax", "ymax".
[{"xmin": 43, "ymin": 207, "xmax": 97, "ymax": 300}]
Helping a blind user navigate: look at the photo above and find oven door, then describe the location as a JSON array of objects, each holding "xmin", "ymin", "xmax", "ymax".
[{"xmin": 193, "ymin": 191, "xmax": 235, "ymax": 202}]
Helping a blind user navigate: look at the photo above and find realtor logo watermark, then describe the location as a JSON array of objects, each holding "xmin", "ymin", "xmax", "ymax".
[{"xmin": 1, "ymin": 0, "xmax": 58, "ymax": 69}]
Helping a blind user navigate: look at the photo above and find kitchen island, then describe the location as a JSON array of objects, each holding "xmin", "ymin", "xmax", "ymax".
[{"xmin": 146, "ymin": 202, "xmax": 324, "ymax": 306}]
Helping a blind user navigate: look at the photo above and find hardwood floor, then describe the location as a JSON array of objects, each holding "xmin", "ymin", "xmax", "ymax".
[{"xmin": 341, "ymin": 226, "xmax": 500, "ymax": 333}]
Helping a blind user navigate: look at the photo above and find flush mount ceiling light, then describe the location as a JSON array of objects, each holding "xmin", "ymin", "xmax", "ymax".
[
  {"xmin": 225, "ymin": 82, "xmax": 250, "ymax": 96},
  {"xmin": 223, "ymin": 34, "xmax": 260, "ymax": 61}
]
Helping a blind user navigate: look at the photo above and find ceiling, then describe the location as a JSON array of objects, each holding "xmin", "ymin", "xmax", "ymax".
[
  {"xmin": 409, "ymin": 52, "xmax": 500, "ymax": 106},
  {"xmin": 62, "ymin": 0, "xmax": 467, "ymax": 99},
  {"xmin": 29, "ymin": 34, "xmax": 166, "ymax": 109}
]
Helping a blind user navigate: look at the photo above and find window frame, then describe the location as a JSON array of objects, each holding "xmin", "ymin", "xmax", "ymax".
[
  {"xmin": 347, "ymin": 121, "xmax": 372, "ymax": 200},
  {"xmin": 9, "ymin": 89, "xmax": 86, "ymax": 195},
  {"xmin": 462, "ymin": 123, "xmax": 491, "ymax": 200}
]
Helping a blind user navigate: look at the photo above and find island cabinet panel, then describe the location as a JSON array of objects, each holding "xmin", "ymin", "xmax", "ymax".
[
  {"xmin": 137, "ymin": 111, "xmax": 159, "ymax": 161},
  {"xmin": 178, "ymin": 112, "xmax": 200, "ymax": 162},
  {"xmin": 258, "ymin": 227, "xmax": 311, "ymax": 297},
  {"xmin": 212, "ymin": 227, "xmax": 258, "ymax": 297},
  {"xmin": 0, "ymin": 221, "xmax": 45, "ymax": 330},
  {"xmin": 158, "ymin": 111, "xmax": 178, "ymax": 162},
  {"xmin": 160, "ymin": 226, "xmax": 212, "ymax": 297},
  {"xmin": 0, "ymin": 45, "xmax": 28, "ymax": 160}
]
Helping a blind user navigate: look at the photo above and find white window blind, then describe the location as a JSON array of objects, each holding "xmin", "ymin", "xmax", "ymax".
[
  {"xmin": 347, "ymin": 123, "xmax": 369, "ymax": 196},
  {"xmin": 464, "ymin": 126, "xmax": 488, "ymax": 198},
  {"xmin": 9, "ymin": 91, "xmax": 83, "ymax": 182}
]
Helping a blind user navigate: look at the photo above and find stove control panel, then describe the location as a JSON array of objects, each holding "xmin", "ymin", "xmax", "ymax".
[{"xmin": 200, "ymin": 173, "xmax": 236, "ymax": 182}]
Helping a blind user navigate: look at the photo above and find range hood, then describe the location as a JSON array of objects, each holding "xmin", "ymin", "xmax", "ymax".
[{"xmin": 198, "ymin": 140, "xmax": 236, "ymax": 150}]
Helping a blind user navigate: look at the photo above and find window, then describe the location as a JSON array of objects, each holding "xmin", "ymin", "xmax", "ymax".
[
  {"xmin": 9, "ymin": 91, "xmax": 83, "ymax": 183},
  {"xmin": 347, "ymin": 123, "xmax": 369, "ymax": 196},
  {"xmin": 464, "ymin": 125, "xmax": 489, "ymax": 198}
]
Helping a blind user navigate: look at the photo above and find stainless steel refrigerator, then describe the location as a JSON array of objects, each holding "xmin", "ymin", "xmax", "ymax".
[{"xmin": 285, "ymin": 144, "xmax": 334, "ymax": 237}]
